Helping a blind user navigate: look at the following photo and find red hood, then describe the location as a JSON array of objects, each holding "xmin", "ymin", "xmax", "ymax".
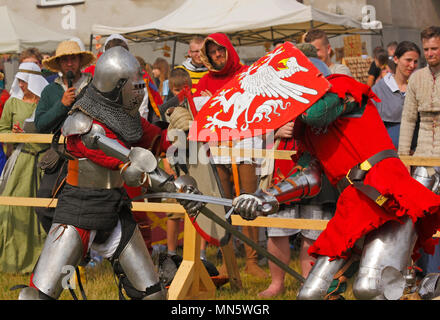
[{"xmin": 200, "ymin": 33, "xmax": 243, "ymax": 77}]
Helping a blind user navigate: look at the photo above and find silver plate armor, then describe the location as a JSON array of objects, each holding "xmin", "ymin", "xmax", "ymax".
[
  {"xmin": 232, "ymin": 159, "xmax": 322, "ymax": 220},
  {"xmin": 62, "ymin": 111, "xmax": 93, "ymax": 137},
  {"xmin": 73, "ymin": 158, "xmax": 124, "ymax": 189},
  {"xmin": 116, "ymin": 226, "xmax": 166, "ymax": 300},
  {"xmin": 80, "ymin": 122, "xmax": 158, "ymax": 187},
  {"xmin": 92, "ymin": 46, "xmax": 145, "ymax": 116},
  {"xmin": 412, "ymin": 166, "xmax": 440, "ymax": 194},
  {"xmin": 418, "ymin": 273, "xmax": 440, "ymax": 300},
  {"xmin": 28, "ymin": 224, "xmax": 84, "ymax": 299},
  {"xmin": 352, "ymin": 216, "xmax": 417, "ymax": 300},
  {"xmin": 81, "ymin": 122, "xmax": 130, "ymax": 162},
  {"xmin": 64, "ymin": 112, "xmax": 158, "ymax": 188},
  {"xmin": 297, "ymin": 256, "xmax": 346, "ymax": 300},
  {"xmin": 267, "ymin": 158, "xmax": 322, "ymax": 203}
]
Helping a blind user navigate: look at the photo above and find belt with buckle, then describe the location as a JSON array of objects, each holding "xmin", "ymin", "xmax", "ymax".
[{"xmin": 336, "ymin": 149, "xmax": 399, "ymax": 207}]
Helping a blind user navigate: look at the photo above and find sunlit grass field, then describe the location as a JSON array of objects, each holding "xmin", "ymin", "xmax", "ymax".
[{"xmin": 0, "ymin": 239, "xmax": 355, "ymax": 300}]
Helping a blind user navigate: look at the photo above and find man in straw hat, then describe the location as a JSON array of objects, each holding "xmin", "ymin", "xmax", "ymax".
[
  {"xmin": 35, "ymin": 40, "xmax": 95, "ymax": 134},
  {"xmin": 33, "ymin": 40, "xmax": 95, "ymax": 234}
]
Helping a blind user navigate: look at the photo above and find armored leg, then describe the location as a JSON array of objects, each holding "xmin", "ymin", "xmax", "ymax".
[
  {"xmin": 296, "ymin": 255, "xmax": 345, "ymax": 300},
  {"xmin": 412, "ymin": 166, "xmax": 440, "ymax": 194},
  {"xmin": 19, "ymin": 223, "xmax": 84, "ymax": 300},
  {"xmin": 353, "ymin": 216, "xmax": 417, "ymax": 300},
  {"xmin": 111, "ymin": 226, "xmax": 166, "ymax": 300},
  {"xmin": 418, "ymin": 273, "xmax": 440, "ymax": 299}
]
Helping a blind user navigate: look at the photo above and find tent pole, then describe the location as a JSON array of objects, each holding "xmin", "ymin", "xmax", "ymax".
[{"xmin": 171, "ymin": 38, "xmax": 177, "ymax": 69}]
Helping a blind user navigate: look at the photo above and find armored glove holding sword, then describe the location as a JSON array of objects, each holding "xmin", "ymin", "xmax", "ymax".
[{"xmin": 17, "ymin": 47, "xmax": 204, "ymax": 300}]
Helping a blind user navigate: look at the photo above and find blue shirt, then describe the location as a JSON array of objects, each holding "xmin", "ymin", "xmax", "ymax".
[{"xmin": 372, "ymin": 73, "xmax": 406, "ymax": 123}]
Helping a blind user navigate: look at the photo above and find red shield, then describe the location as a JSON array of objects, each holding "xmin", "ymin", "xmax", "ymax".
[{"xmin": 188, "ymin": 42, "xmax": 330, "ymax": 142}]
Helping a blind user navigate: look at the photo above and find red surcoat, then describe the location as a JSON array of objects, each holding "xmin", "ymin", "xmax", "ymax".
[{"xmin": 296, "ymin": 75, "xmax": 440, "ymax": 260}]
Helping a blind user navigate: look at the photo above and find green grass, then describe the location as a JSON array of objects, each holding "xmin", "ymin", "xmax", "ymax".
[{"xmin": 0, "ymin": 243, "xmax": 355, "ymax": 300}]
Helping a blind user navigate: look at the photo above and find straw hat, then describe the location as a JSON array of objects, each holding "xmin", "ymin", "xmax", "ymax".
[{"xmin": 42, "ymin": 40, "xmax": 96, "ymax": 72}]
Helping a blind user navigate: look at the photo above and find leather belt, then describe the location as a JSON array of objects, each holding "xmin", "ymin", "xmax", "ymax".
[{"xmin": 336, "ymin": 149, "xmax": 399, "ymax": 207}]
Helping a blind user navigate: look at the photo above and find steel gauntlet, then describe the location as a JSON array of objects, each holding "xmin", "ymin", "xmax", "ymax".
[
  {"xmin": 147, "ymin": 169, "xmax": 205, "ymax": 215},
  {"xmin": 233, "ymin": 159, "xmax": 322, "ymax": 220},
  {"xmin": 232, "ymin": 190, "xmax": 279, "ymax": 221}
]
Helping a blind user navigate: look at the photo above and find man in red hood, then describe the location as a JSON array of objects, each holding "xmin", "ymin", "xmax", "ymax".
[
  {"xmin": 192, "ymin": 33, "xmax": 268, "ymax": 279},
  {"xmin": 194, "ymin": 33, "xmax": 247, "ymax": 97}
]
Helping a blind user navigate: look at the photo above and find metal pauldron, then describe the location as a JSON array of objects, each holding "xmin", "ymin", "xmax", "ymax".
[{"xmin": 62, "ymin": 111, "xmax": 93, "ymax": 137}]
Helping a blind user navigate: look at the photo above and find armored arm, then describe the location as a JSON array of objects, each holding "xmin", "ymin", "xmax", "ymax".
[
  {"xmin": 62, "ymin": 111, "xmax": 204, "ymax": 214},
  {"xmin": 63, "ymin": 111, "xmax": 158, "ymax": 187},
  {"xmin": 300, "ymin": 92, "xmax": 361, "ymax": 128},
  {"xmin": 233, "ymin": 156, "xmax": 322, "ymax": 220}
]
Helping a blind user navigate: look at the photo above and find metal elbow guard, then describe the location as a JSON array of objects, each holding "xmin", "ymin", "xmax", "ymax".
[
  {"xmin": 121, "ymin": 148, "xmax": 158, "ymax": 187},
  {"xmin": 147, "ymin": 167, "xmax": 177, "ymax": 193},
  {"xmin": 267, "ymin": 160, "xmax": 322, "ymax": 204}
]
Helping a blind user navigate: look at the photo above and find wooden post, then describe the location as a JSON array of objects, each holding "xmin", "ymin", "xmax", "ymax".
[
  {"xmin": 167, "ymin": 214, "xmax": 216, "ymax": 300},
  {"xmin": 219, "ymin": 241, "xmax": 242, "ymax": 290}
]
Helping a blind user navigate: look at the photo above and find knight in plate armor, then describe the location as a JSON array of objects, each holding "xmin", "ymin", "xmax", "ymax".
[
  {"xmin": 17, "ymin": 46, "xmax": 203, "ymax": 300},
  {"xmin": 232, "ymin": 73, "xmax": 440, "ymax": 300}
]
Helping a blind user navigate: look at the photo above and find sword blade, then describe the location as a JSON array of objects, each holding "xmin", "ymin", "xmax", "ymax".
[
  {"xmin": 143, "ymin": 192, "xmax": 305, "ymax": 283},
  {"xmin": 143, "ymin": 192, "xmax": 233, "ymax": 207},
  {"xmin": 198, "ymin": 206, "xmax": 305, "ymax": 283}
]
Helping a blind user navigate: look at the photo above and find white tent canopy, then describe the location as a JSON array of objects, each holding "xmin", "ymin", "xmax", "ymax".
[
  {"xmin": 92, "ymin": 0, "xmax": 380, "ymax": 46},
  {"xmin": 0, "ymin": 5, "xmax": 70, "ymax": 53}
]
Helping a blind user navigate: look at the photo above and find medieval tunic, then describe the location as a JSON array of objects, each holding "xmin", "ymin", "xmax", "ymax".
[
  {"xmin": 399, "ymin": 66, "xmax": 440, "ymax": 157},
  {"xmin": 0, "ymin": 97, "xmax": 47, "ymax": 273},
  {"xmin": 294, "ymin": 75, "xmax": 440, "ymax": 261}
]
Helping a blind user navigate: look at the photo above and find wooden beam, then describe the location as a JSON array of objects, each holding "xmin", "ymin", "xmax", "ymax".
[
  {"xmin": 0, "ymin": 196, "xmax": 186, "ymax": 213},
  {"xmin": 209, "ymin": 146, "xmax": 295, "ymax": 160},
  {"xmin": 230, "ymin": 215, "xmax": 440, "ymax": 238},
  {"xmin": 1, "ymin": 196, "xmax": 439, "ymax": 237},
  {"xmin": 399, "ymin": 156, "xmax": 440, "ymax": 167},
  {"xmin": 0, "ymin": 133, "xmax": 62, "ymax": 144},
  {"xmin": 231, "ymin": 215, "xmax": 328, "ymax": 230}
]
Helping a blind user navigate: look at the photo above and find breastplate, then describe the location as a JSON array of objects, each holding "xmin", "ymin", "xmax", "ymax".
[{"xmin": 67, "ymin": 158, "xmax": 124, "ymax": 189}]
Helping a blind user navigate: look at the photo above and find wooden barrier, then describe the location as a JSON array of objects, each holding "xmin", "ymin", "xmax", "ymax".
[
  {"xmin": 2, "ymin": 196, "xmax": 437, "ymax": 236},
  {"xmin": 1, "ymin": 133, "xmax": 440, "ymax": 300}
]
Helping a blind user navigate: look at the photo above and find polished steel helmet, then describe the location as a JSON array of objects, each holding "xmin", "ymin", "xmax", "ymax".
[{"xmin": 92, "ymin": 46, "xmax": 145, "ymax": 116}]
